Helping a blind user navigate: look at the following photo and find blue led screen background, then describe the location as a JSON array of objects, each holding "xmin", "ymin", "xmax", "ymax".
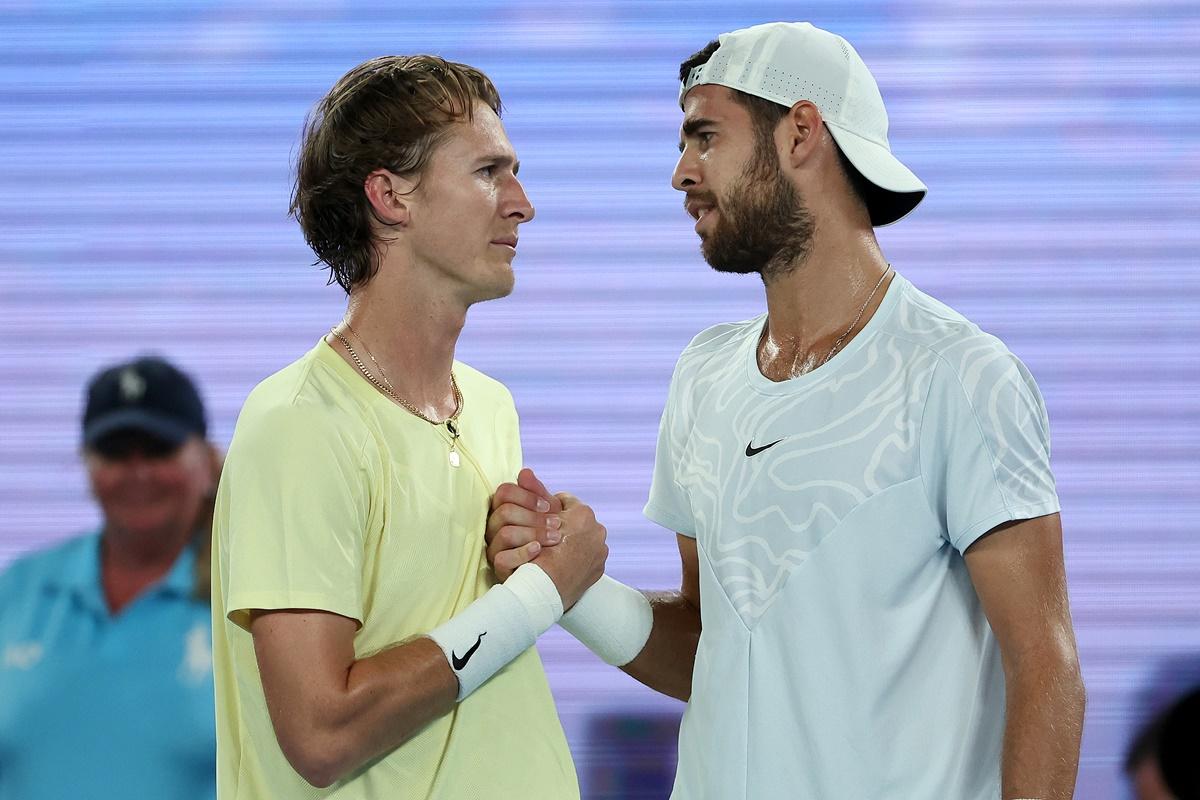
[{"xmin": 2, "ymin": 2, "xmax": 1198, "ymax": 797}]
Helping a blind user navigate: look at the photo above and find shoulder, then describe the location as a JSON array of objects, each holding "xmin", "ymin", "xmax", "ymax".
[
  {"xmin": 239, "ymin": 346, "xmax": 372, "ymax": 435},
  {"xmin": 683, "ymin": 316, "xmax": 760, "ymax": 357},
  {"xmin": 884, "ymin": 281, "xmax": 1039, "ymax": 400},
  {"xmin": 242, "ymin": 345, "xmax": 364, "ymax": 418},
  {"xmin": 674, "ymin": 316, "xmax": 761, "ymax": 375},
  {"xmin": 0, "ymin": 534, "xmax": 96, "ymax": 602},
  {"xmin": 229, "ymin": 349, "xmax": 373, "ymax": 463}
]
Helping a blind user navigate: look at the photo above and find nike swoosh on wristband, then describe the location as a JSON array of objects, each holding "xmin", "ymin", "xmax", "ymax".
[
  {"xmin": 451, "ymin": 632, "xmax": 487, "ymax": 670},
  {"xmin": 745, "ymin": 439, "xmax": 784, "ymax": 457}
]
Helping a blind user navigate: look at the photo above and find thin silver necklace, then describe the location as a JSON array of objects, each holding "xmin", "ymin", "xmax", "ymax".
[
  {"xmin": 820, "ymin": 264, "xmax": 892, "ymax": 366},
  {"xmin": 759, "ymin": 264, "xmax": 893, "ymax": 377}
]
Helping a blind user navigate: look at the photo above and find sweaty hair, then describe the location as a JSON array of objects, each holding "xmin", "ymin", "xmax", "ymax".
[
  {"xmin": 290, "ymin": 55, "xmax": 502, "ymax": 293},
  {"xmin": 678, "ymin": 40, "xmax": 872, "ymax": 209}
]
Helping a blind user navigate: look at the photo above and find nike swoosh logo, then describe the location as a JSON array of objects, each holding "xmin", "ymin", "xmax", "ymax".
[
  {"xmin": 745, "ymin": 439, "xmax": 784, "ymax": 457},
  {"xmin": 451, "ymin": 632, "xmax": 486, "ymax": 670}
]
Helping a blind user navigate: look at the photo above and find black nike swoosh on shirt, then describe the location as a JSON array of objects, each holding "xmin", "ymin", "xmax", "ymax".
[
  {"xmin": 745, "ymin": 439, "xmax": 784, "ymax": 457},
  {"xmin": 451, "ymin": 632, "xmax": 487, "ymax": 670}
]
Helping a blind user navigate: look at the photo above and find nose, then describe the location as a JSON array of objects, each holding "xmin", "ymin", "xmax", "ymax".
[
  {"xmin": 128, "ymin": 451, "xmax": 158, "ymax": 478},
  {"xmin": 506, "ymin": 176, "xmax": 535, "ymax": 224},
  {"xmin": 671, "ymin": 149, "xmax": 698, "ymax": 193},
  {"xmin": 105, "ymin": 451, "xmax": 156, "ymax": 483}
]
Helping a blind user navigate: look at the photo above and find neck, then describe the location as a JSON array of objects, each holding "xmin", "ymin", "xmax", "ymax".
[
  {"xmin": 334, "ymin": 263, "xmax": 467, "ymax": 420},
  {"xmin": 757, "ymin": 222, "xmax": 891, "ymax": 381},
  {"xmin": 101, "ymin": 525, "xmax": 191, "ymax": 614}
]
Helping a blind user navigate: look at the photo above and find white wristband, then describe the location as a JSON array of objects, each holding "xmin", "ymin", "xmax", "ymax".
[
  {"xmin": 428, "ymin": 563, "xmax": 563, "ymax": 701},
  {"xmin": 503, "ymin": 562, "xmax": 564, "ymax": 632},
  {"xmin": 558, "ymin": 574, "xmax": 653, "ymax": 666}
]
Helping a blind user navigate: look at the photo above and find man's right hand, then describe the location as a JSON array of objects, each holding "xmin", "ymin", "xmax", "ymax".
[
  {"xmin": 486, "ymin": 469, "xmax": 563, "ymax": 581},
  {"xmin": 487, "ymin": 468, "xmax": 608, "ymax": 610}
]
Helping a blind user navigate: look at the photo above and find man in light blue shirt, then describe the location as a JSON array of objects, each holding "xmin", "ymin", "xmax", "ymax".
[
  {"xmin": 485, "ymin": 22, "xmax": 1086, "ymax": 800},
  {"xmin": 0, "ymin": 356, "xmax": 219, "ymax": 799}
]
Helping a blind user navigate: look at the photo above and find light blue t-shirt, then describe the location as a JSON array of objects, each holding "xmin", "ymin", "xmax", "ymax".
[
  {"xmin": 645, "ymin": 274, "xmax": 1060, "ymax": 800},
  {"xmin": 0, "ymin": 533, "xmax": 216, "ymax": 800}
]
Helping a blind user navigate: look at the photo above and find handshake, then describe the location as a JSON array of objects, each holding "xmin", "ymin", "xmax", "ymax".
[
  {"xmin": 485, "ymin": 467, "xmax": 609, "ymax": 611},
  {"xmin": 432, "ymin": 466, "xmax": 651, "ymax": 702}
]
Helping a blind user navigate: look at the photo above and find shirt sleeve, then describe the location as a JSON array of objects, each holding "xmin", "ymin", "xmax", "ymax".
[
  {"xmin": 921, "ymin": 344, "xmax": 1060, "ymax": 553},
  {"xmin": 218, "ymin": 398, "xmax": 374, "ymax": 630},
  {"xmin": 643, "ymin": 358, "xmax": 697, "ymax": 537}
]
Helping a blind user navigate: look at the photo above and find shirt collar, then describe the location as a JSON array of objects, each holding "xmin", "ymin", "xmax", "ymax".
[
  {"xmin": 47, "ymin": 531, "xmax": 198, "ymax": 611},
  {"xmin": 159, "ymin": 539, "xmax": 198, "ymax": 597}
]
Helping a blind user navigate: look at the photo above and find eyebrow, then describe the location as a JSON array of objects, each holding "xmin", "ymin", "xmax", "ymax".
[
  {"xmin": 678, "ymin": 117, "xmax": 718, "ymax": 152},
  {"xmin": 478, "ymin": 153, "xmax": 520, "ymax": 175}
]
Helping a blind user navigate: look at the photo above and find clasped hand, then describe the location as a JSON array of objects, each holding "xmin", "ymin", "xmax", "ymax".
[{"xmin": 485, "ymin": 468, "xmax": 607, "ymax": 610}]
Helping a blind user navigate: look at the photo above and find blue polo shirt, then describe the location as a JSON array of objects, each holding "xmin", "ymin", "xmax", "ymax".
[{"xmin": 0, "ymin": 533, "xmax": 216, "ymax": 799}]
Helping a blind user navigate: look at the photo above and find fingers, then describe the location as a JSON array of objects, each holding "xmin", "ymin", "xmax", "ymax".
[
  {"xmin": 492, "ymin": 481, "xmax": 551, "ymax": 514},
  {"xmin": 489, "ymin": 504, "xmax": 559, "ymax": 536},
  {"xmin": 522, "ymin": 505, "xmax": 610, "ymax": 611},
  {"xmin": 518, "ymin": 468, "xmax": 563, "ymax": 514},
  {"xmin": 492, "ymin": 540, "xmax": 543, "ymax": 582},
  {"xmin": 485, "ymin": 506, "xmax": 562, "ymax": 576},
  {"xmin": 488, "ymin": 516, "xmax": 562, "ymax": 554},
  {"xmin": 488, "ymin": 524, "xmax": 537, "ymax": 556},
  {"xmin": 517, "ymin": 467, "xmax": 546, "ymax": 496}
]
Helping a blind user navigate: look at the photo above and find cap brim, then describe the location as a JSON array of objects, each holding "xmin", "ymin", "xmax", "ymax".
[
  {"xmin": 83, "ymin": 409, "xmax": 192, "ymax": 448},
  {"xmin": 825, "ymin": 121, "xmax": 927, "ymax": 227}
]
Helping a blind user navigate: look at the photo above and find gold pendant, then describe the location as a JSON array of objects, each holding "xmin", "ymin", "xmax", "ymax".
[{"xmin": 446, "ymin": 419, "xmax": 461, "ymax": 467}]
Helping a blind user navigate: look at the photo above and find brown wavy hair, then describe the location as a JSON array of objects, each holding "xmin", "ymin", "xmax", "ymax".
[{"xmin": 290, "ymin": 55, "xmax": 503, "ymax": 293}]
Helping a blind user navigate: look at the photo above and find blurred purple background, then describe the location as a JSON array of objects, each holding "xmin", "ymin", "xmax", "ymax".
[{"xmin": 2, "ymin": 2, "xmax": 1198, "ymax": 797}]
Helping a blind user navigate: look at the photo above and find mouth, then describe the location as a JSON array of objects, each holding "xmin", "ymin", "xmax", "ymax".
[
  {"xmin": 490, "ymin": 236, "xmax": 518, "ymax": 251},
  {"xmin": 685, "ymin": 198, "xmax": 716, "ymax": 229}
]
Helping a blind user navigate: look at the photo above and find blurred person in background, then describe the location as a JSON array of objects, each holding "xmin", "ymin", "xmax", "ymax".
[
  {"xmin": 1125, "ymin": 715, "xmax": 1174, "ymax": 800},
  {"xmin": 0, "ymin": 355, "xmax": 221, "ymax": 799},
  {"xmin": 1126, "ymin": 686, "xmax": 1200, "ymax": 800},
  {"xmin": 1157, "ymin": 687, "xmax": 1200, "ymax": 799}
]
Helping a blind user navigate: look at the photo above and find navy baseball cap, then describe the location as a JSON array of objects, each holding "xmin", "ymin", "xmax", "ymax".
[{"xmin": 82, "ymin": 356, "xmax": 207, "ymax": 448}]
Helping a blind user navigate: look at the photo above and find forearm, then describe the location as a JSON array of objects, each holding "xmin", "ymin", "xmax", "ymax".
[
  {"xmin": 256, "ymin": 628, "xmax": 456, "ymax": 788},
  {"xmin": 557, "ymin": 532, "xmax": 701, "ymax": 701},
  {"xmin": 1000, "ymin": 652, "xmax": 1086, "ymax": 800},
  {"xmin": 620, "ymin": 591, "xmax": 701, "ymax": 702},
  {"xmin": 256, "ymin": 566, "xmax": 561, "ymax": 787},
  {"xmin": 314, "ymin": 637, "xmax": 458, "ymax": 783}
]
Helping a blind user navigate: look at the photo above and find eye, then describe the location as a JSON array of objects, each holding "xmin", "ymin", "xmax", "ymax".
[
  {"xmin": 478, "ymin": 164, "xmax": 497, "ymax": 177},
  {"xmin": 697, "ymin": 131, "xmax": 715, "ymax": 147}
]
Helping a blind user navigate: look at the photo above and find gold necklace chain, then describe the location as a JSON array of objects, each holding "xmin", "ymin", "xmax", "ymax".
[
  {"xmin": 343, "ymin": 320, "xmax": 396, "ymax": 395},
  {"xmin": 329, "ymin": 326, "xmax": 463, "ymax": 430},
  {"xmin": 820, "ymin": 264, "xmax": 892, "ymax": 366}
]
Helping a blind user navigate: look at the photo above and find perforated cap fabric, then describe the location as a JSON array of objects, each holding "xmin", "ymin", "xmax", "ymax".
[{"xmin": 680, "ymin": 22, "xmax": 926, "ymax": 226}]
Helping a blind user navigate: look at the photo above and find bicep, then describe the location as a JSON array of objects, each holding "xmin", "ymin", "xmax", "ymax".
[
  {"xmin": 963, "ymin": 514, "xmax": 1076, "ymax": 664},
  {"xmin": 250, "ymin": 609, "xmax": 359, "ymax": 732}
]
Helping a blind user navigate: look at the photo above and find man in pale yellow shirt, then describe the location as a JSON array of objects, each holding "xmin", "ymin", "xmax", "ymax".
[{"xmin": 211, "ymin": 55, "xmax": 607, "ymax": 799}]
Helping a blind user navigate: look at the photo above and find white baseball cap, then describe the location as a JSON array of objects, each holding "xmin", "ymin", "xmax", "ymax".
[{"xmin": 680, "ymin": 22, "xmax": 926, "ymax": 226}]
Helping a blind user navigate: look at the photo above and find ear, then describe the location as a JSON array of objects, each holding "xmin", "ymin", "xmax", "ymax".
[
  {"xmin": 364, "ymin": 169, "xmax": 415, "ymax": 227},
  {"xmin": 781, "ymin": 101, "xmax": 824, "ymax": 169}
]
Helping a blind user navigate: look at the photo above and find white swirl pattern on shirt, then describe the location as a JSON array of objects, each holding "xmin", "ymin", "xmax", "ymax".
[{"xmin": 664, "ymin": 287, "xmax": 1054, "ymax": 626}]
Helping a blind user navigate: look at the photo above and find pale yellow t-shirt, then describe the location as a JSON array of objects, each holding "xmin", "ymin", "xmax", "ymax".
[{"xmin": 211, "ymin": 340, "xmax": 578, "ymax": 799}]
